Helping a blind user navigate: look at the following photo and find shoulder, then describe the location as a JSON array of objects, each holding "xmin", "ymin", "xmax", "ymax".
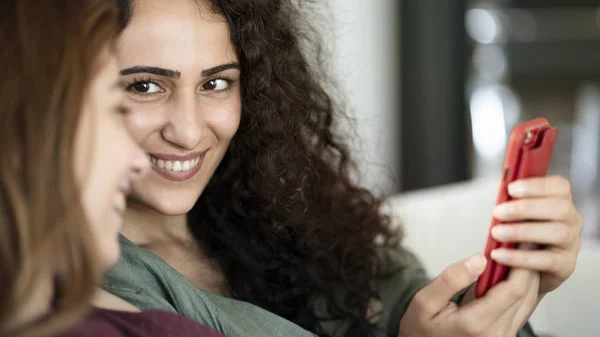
[
  {"xmin": 61, "ymin": 308, "xmax": 226, "ymax": 337},
  {"xmin": 370, "ymin": 246, "xmax": 431, "ymax": 336},
  {"xmin": 375, "ymin": 245, "xmax": 429, "ymax": 281},
  {"xmin": 91, "ymin": 289, "xmax": 140, "ymax": 312}
]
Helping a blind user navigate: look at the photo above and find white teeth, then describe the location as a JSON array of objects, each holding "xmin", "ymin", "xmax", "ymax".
[
  {"xmin": 173, "ymin": 161, "xmax": 182, "ymax": 172},
  {"xmin": 151, "ymin": 156, "xmax": 201, "ymax": 173}
]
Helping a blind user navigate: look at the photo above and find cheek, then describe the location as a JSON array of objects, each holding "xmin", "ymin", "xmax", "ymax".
[
  {"xmin": 124, "ymin": 104, "xmax": 166, "ymax": 143},
  {"xmin": 208, "ymin": 100, "xmax": 241, "ymax": 141},
  {"xmin": 80, "ymin": 158, "xmax": 105, "ymax": 233},
  {"xmin": 74, "ymin": 111, "xmax": 100, "ymax": 226},
  {"xmin": 82, "ymin": 122, "xmax": 127, "ymax": 230}
]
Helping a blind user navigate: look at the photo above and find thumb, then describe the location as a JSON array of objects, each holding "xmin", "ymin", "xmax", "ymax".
[{"xmin": 414, "ymin": 253, "xmax": 487, "ymax": 318}]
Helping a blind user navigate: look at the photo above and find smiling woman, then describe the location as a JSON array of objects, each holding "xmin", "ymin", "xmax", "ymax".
[
  {"xmin": 103, "ymin": 1, "xmax": 403, "ymax": 335},
  {"xmin": 114, "ymin": 0, "xmax": 242, "ymax": 216},
  {"xmin": 102, "ymin": 1, "xmax": 582, "ymax": 337}
]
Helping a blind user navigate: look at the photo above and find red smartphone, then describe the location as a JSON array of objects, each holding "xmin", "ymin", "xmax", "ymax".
[{"xmin": 475, "ymin": 118, "xmax": 558, "ymax": 298}]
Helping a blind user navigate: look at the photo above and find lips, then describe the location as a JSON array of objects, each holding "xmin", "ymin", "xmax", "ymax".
[
  {"xmin": 148, "ymin": 150, "xmax": 207, "ymax": 182},
  {"xmin": 151, "ymin": 156, "xmax": 200, "ymax": 173},
  {"xmin": 113, "ymin": 192, "xmax": 126, "ymax": 214}
]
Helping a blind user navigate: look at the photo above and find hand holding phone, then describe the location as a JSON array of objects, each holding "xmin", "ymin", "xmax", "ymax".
[{"xmin": 475, "ymin": 118, "xmax": 557, "ymax": 298}]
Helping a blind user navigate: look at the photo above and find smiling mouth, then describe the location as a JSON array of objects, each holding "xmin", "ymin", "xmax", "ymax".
[
  {"xmin": 148, "ymin": 151, "xmax": 207, "ymax": 182},
  {"xmin": 150, "ymin": 156, "xmax": 200, "ymax": 172}
]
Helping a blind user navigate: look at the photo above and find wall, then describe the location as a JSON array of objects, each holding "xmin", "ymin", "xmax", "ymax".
[
  {"xmin": 329, "ymin": 0, "xmax": 400, "ymax": 195},
  {"xmin": 389, "ymin": 177, "xmax": 600, "ymax": 337}
]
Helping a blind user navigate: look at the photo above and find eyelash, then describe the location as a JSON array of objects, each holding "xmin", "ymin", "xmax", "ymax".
[
  {"xmin": 124, "ymin": 75, "xmax": 237, "ymax": 97},
  {"xmin": 205, "ymin": 75, "xmax": 237, "ymax": 93},
  {"xmin": 125, "ymin": 76, "xmax": 162, "ymax": 97}
]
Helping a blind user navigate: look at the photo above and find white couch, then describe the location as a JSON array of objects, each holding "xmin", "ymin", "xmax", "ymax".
[{"xmin": 387, "ymin": 177, "xmax": 600, "ymax": 337}]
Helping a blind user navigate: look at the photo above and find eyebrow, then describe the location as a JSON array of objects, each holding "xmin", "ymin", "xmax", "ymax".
[
  {"xmin": 119, "ymin": 62, "xmax": 241, "ymax": 80},
  {"xmin": 120, "ymin": 66, "xmax": 181, "ymax": 79},
  {"xmin": 201, "ymin": 62, "xmax": 240, "ymax": 77}
]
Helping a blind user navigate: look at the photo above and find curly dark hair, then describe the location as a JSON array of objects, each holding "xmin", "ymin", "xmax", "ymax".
[{"xmin": 112, "ymin": 1, "xmax": 400, "ymax": 336}]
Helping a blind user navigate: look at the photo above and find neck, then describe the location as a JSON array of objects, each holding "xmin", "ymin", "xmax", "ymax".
[
  {"xmin": 6, "ymin": 270, "xmax": 54, "ymax": 332},
  {"xmin": 121, "ymin": 200, "xmax": 193, "ymax": 246}
]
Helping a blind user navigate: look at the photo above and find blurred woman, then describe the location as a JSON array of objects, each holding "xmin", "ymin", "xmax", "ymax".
[{"xmin": 0, "ymin": 1, "xmax": 225, "ymax": 336}]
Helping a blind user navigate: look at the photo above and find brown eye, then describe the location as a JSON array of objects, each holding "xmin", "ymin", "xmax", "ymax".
[
  {"xmin": 201, "ymin": 78, "xmax": 230, "ymax": 92},
  {"xmin": 133, "ymin": 82, "xmax": 151, "ymax": 93},
  {"xmin": 126, "ymin": 81, "xmax": 163, "ymax": 95}
]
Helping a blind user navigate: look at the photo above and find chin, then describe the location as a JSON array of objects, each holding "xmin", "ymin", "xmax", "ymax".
[
  {"xmin": 100, "ymin": 241, "xmax": 122, "ymax": 273},
  {"xmin": 152, "ymin": 204, "xmax": 195, "ymax": 216},
  {"xmin": 139, "ymin": 194, "xmax": 197, "ymax": 216}
]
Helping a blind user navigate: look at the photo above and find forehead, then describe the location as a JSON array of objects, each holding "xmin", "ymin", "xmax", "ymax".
[
  {"xmin": 91, "ymin": 52, "xmax": 119, "ymax": 95},
  {"xmin": 117, "ymin": 0, "xmax": 237, "ymax": 71}
]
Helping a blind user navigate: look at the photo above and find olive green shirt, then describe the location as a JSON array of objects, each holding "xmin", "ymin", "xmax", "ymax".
[{"xmin": 103, "ymin": 235, "xmax": 538, "ymax": 337}]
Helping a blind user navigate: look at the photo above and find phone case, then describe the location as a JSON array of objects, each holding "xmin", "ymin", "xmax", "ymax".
[{"xmin": 475, "ymin": 117, "xmax": 558, "ymax": 298}]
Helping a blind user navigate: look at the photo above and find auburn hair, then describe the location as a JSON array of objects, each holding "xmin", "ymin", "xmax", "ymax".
[{"xmin": 0, "ymin": 1, "xmax": 119, "ymax": 336}]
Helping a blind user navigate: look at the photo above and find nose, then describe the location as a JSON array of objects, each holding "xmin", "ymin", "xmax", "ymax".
[
  {"xmin": 129, "ymin": 144, "xmax": 150, "ymax": 181},
  {"xmin": 161, "ymin": 95, "xmax": 204, "ymax": 150}
]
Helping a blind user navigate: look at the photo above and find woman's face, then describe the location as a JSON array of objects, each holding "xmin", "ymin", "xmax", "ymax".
[
  {"xmin": 117, "ymin": 0, "xmax": 242, "ymax": 215},
  {"xmin": 75, "ymin": 52, "xmax": 150, "ymax": 269}
]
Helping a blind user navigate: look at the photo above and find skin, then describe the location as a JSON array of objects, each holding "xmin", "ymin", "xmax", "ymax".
[
  {"xmin": 490, "ymin": 176, "xmax": 583, "ymax": 294},
  {"xmin": 399, "ymin": 252, "xmax": 541, "ymax": 336},
  {"xmin": 399, "ymin": 176, "xmax": 583, "ymax": 336},
  {"xmin": 112, "ymin": 0, "xmax": 585, "ymax": 333},
  {"xmin": 75, "ymin": 52, "xmax": 150, "ymax": 270},
  {"xmin": 116, "ymin": 0, "xmax": 241, "ymax": 295},
  {"xmin": 13, "ymin": 51, "xmax": 150, "ymax": 329}
]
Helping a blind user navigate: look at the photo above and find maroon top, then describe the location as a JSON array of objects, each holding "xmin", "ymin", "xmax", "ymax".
[{"xmin": 61, "ymin": 308, "xmax": 225, "ymax": 337}]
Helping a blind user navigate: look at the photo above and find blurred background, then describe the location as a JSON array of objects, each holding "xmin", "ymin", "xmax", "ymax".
[
  {"xmin": 330, "ymin": 0, "xmax": 600, "ymax": 237},
  {"xmin": 329, "ymin": 1, "xmax": 600, "ymax": 336}
]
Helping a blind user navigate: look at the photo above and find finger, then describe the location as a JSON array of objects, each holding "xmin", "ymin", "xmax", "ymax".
[
  {"xmin": 487, "ymin": 280, "xmax": 533, "ymax": 337},
  {"xmin": 503, "ymin": 266, "xmax": 538, "ymax": 296},
  {"xmin": 491, "ymin": 223, "xmax": 574, "ymax": 248},
  {"xmin": 509, "ymin": 272, "xmax": 542, "ymax": 333},
  {"xmin": 454, "ymin": 267, "xmax": 534, "ymax": 332},
  {"xmin": 508, "ymin": 175, "xmax": 571, "ymax": 198},
  {"xmin": 457, "ymin": 267, "xmax": 536, "ymax": 328},
  {"xmin": 574, "ymin": 211, "xmax": 585, "ymax": 232},
  {"xmin": 437, "ymin": 300, "xmax": 460, "ymax": 318},
  {"xmin": 450, "ymin": 297, "xmax": 522, "ymax": 336},
  {"xmin": 493, "ymin": 197, "xmax": 576, "ymax": 222},
  {"xmin": 502, "ymin": 267, "xmax": 541, "ymax": 333},
  {"xmin": 412, "ymin": 253, "xmax": 487, "ymax": 319},
  {"xmin": 490, "ymin": 248, "xmax": 569, "ymax": 274}
]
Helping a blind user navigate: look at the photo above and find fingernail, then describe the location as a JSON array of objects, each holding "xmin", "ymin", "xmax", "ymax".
[
  {"xmin": 493, "ymin": 203, "xmax": 510, "ymax": 217},
  {"xmin": 465, "ymin": 254, "xmax": 487, "ymax": 275},
  {"xmin": 491, "ymin": 226, "xmax": 511, "ymax": 240},
  {"xmin": 509, "ymin": 181, "xmax": 527, "ymax": 196},
  {"xmin": 490, "ymin": 249, "xmax": 508, "ymax": 262}
]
